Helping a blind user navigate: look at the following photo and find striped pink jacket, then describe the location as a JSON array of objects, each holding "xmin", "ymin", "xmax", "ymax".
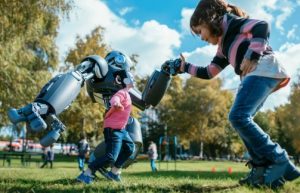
[{"xmin": 183, "ymin": 13, "xmax": 273, "ymax": 78}]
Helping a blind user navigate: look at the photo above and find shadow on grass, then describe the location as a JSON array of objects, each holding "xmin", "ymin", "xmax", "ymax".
[
  {"xmin": 128, "ymin": 170, "xmax": 247, "ymax": 180},
  {"xmin": 1, "ymin": 179, "xmax": 241, "ymax": 193},
  {"xmin": 176, "ymin": 183, "xmax": 241, "ymax": 193},
  {"xmin": 0, "ymin": 177, "xmax": 107, "ymax": 186}
]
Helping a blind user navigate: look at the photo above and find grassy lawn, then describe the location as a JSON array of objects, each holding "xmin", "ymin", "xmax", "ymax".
[{"xmin": 0, "ymin": 159, "xmax": 299, "ymax": 193}]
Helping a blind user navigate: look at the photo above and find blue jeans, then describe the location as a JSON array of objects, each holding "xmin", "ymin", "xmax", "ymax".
[
  {"xmin": 89, "ymin": 128, "xmax": 135, "ymax": 171},
  {"xmin": 229, "ymin": 76, "xmax": 288, "ymax": 165},
  {"xmin": 150, "ymin": 159, "xmax": 157, "ymax": 172}
]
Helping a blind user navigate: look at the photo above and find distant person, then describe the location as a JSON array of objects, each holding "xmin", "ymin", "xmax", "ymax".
[
  {"xmin": 40, "ymin": 145, "xmax": 54, "ymax": 169},
  {"xmin": 147, "ymin": 141, "xmax": 158, "ymax": 172},
  {"xmin": 41, "ymin": 147, "xmax": 47, "ymax": 163},
  {"xmin": 77, "ymin": 133, "xmax": 90, "ymax": 171}
]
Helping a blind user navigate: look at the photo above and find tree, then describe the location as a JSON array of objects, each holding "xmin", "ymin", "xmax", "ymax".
[
  {"xmin": 0, "ymin": 0, "xmax": 73, "ymax": 126},
  {"xmin": 156, "ymin": 76, "xmax": 184, "ymax": 130},
  {"xmin": 156, "ymin": 76, "xmax": 235, "ymax": 158},
  {"xmin": 275, "ymin": 78, "xmax": 300, "ymax": 154},
  {"xmin": 254, "ymin": 111, "xmax": 279, "ymax": 140}
]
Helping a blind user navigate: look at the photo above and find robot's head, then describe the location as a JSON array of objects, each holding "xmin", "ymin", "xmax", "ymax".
[{"xmin": 105, "ymin": 51, "xmax": 132, "ymax": 70}]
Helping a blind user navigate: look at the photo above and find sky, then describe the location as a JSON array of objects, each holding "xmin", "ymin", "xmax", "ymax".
[{"xmin": 56, "ymin": 0, "xmax": 300, "ymax": 110}]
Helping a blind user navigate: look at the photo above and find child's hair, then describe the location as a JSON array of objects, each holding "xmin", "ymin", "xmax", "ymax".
[{"xmin": 190, "ymin": 0, "xmax": 248, "ymax": 37}]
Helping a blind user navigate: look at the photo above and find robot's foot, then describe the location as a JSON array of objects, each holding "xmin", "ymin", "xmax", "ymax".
[
  {"xmin": 7, "ymin": 108, "xmax": 26, "ymax": 124},
  {"xmin": 8, "ymin": 104, "xmax": 48, "ymax": 132},
  {"xmin": 40, "ymin": 129, "xmax": 60, "ymax": 147}
]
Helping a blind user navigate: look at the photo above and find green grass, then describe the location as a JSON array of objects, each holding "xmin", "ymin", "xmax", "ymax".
[{"xmin": 0, "ymin": 160, "xmax": 299, "ymax": 193}]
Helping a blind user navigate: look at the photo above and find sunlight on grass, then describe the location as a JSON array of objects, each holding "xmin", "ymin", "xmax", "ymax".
[{"xmin": 0, "ymin": 160, "xmax": 299, "ymax": 193}]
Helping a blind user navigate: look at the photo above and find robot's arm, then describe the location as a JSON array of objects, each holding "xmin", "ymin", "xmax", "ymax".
[
  {"xmin": 132, "ymin": 58, "xmax": 183, "ymax": 109},
  {"xmin": 141, "ymin": 69, "xmax": 172, "ymax": 108},
  {"xmin": 126, "ymin": 69, "xmax": 172, "ymax": 110},
  {"xmin": 86, "ymin": 67, "xmax": 173, "ymax": 111},
  {"xmin": 76, "ymin": 55, "xmax": 108, "ymax": 80},
  {"xmin": 131, "ymin": 58, "xmax": 183, "ymax": 110}
]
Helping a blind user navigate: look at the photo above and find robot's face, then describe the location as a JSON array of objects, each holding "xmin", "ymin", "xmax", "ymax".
[
  {"xmin": 105, "ymin": 51, "xmax": 132, "ymax": 70},
  {"xmin": 114, "ymin": 70, "xmax": 135, "ymax": 89}
]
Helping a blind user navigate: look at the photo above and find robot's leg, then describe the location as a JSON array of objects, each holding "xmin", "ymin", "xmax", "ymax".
[
  {"xmin": 35, "ymin": 71, "xmax": 84, "ymax": 115},
  {"xmin": 91, "ymin": 117, "xmax": 143, "ymax": 169},
  {"xmin": 122, "ymin": 117, "xmax": 143, "ymax": 168},
  {"xmin": 91, "ymin": 142, "xmax": 106, "ymax": 163},
  {"xmin": 8, "ymin": 71, "xmax": 83, "ymax": 147}
]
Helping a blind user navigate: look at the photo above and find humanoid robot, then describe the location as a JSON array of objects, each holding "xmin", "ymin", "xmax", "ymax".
[{"xmin": 7, "ymin": 51, "xmax": 179, "ymax": 168}]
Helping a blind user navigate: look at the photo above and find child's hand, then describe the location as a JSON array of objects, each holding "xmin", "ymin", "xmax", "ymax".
[
  {"xmin": 112, "ymin": 102, "xmax": 124, "ymax": 111},
  {"xmin": 240, "ymin": 59, "xmax": 258, "ymax": 77},
  {"xmin": 104, "ymin": 102, "xmax": 124, "ymax": 119}
]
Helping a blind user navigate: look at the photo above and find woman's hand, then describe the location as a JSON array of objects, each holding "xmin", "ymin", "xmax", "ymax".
[
  {"xmin": 240, "ymin": 59, "xmax": 258, "ymax": 77},
  {"xmin": 179, "ymin": 53, "xmax": 186, "ymax": 72}
]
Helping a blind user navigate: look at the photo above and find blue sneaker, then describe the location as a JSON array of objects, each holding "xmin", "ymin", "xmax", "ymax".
[
  {"xmin": 98, "ymin": 167, "xmax": 109, "ymax": 179},
  {"xmin": 239, "ymin": 160, "xmax": 266, "ymax": 187},
  {"xmin": 106, "ymin": 171, "xmax": 122, "ymax": 182},
  {"xmin": 283, "ymin": 161, "xmax": 300, "ymax": 181},
  {"xmin": 239, "ymin": 166, "xmax": 265, "ymax": 186},
  {"xmin": 76, "ymin": 172, "xmax": 94, "ymax": 184},
  {"xmin": 264, "ymin": 161, "xmax": 289, "ymax": 188},
  {"xmin": 264, "ymin": 160, "xmax": 300, "ymax": 188}
]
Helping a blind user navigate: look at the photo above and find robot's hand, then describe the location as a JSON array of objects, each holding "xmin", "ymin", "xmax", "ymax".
[{"xmin": 161, "ymin": 58, "xmax": 183, "ymax": 76}]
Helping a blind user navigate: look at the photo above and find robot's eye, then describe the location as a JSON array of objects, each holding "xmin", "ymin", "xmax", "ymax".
[{"xmin": 115, "ymin": 55, "xmax": 126, "ymax": 65}]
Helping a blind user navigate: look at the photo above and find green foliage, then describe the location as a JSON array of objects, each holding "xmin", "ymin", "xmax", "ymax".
[
  {"xmin": 155, "ymin": 76, "xmax": 235, "ymax": 156},
  {"xmin": 275, "ymin": 79, "xmax": 300, "ymax": 153},
  {"xmin": 253, "ymin": 111, "xmax": 280, "ymax": 140},
  {"xmin": 64, "ymin": 27, "xmax": 108, "ymax": 66},
  {"xmin": 0, "ymin": 0, "xmax": 73, "ymax": 125}
]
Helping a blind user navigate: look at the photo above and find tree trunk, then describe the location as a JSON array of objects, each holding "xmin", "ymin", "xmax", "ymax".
[
  {"xmin": 81, "ymin": 118, "xmax": 85, "ymax": 133},
  {"xmin": 199, "ymin": 141, "xmax": 204, "ymax": 159}
]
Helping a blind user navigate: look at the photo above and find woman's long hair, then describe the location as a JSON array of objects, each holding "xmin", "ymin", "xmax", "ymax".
[{"xmin": 190, "ymin": 0, "xmax": 248, "ymax": 37}]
